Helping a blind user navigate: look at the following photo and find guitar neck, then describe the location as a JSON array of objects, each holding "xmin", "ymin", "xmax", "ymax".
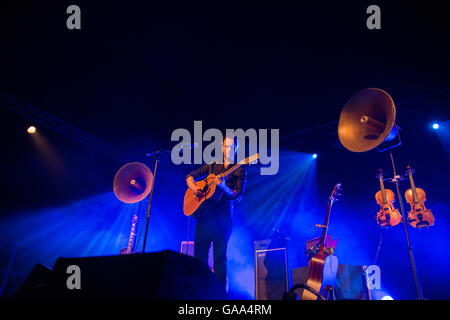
[
  {"xmin": 319, "ymin": 199, "xmax": 333, "ymax": 252},
  {"xmin": 318, "ymin": 183, "xmax": 340, "ymax": 252},
  {"xmin": 220, "ymin": 163, "xmax": 242, "ymax": 178},
  {"xmin": 127, "ymin": 227, "xmax": 135, "ymax": 253},
  {"xmin": 127, "ymin": 215, "xmax": 138, "ymax": 254},
  {"xmin": 218, "ymin": 154, "xmax": 259, "ymax": 179}
]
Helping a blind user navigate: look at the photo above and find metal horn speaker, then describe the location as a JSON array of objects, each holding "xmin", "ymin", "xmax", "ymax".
[
  {"xmin": 338, "ymin": 88, "xmax": 398, "ymax": 152},
  {"xmin": 113, "ymin": 162, "xmax": 153, "ymax": 203}
]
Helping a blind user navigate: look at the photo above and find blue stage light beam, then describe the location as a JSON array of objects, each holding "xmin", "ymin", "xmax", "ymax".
[
  {"xmin": 433, "ymin": 120, "xmax": 450, "ymax": 159},
  {"xmin": 239, "ymin": 150, "xmax": 319, "ymax": 239},
  {"xmin": 0, "ymin": 193, "xmax": 139, "ymax": 264},
  {"xmin": 226, "ymin": 150, "xmax": 318, "ymax": 299}
]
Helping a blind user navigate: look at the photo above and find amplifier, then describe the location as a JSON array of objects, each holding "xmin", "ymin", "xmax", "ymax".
[{"xmin": 254, "ymin": 239, "xmax": 289, "ymax": 300}]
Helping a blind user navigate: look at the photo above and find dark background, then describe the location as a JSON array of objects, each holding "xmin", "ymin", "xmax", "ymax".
[{"xmin": 0, "ymin": 0, "xmax": 449, "ymax": 299}]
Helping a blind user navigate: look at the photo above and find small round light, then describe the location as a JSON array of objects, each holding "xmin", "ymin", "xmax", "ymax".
[
  {"xmin": 312, "ymin": 154, "xmax": 318, "ymax": 159},
  {"xmin": 27, "ymin": 126, "xmax": 36, "ymax": 134},
  {"xmin": 432, "ymin": 123, "xmax": 439, "ymax": 130},
  {"xmin": 381, "ymin": 295, "xmax": 393, "ymax": 300}
]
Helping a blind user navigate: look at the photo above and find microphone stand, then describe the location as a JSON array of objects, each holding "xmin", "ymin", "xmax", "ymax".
[
  {"xmin": 139, "ymin": 144, "xmax": 195, "ymax": 253},
  {"xmin": 378, "ymin": 128, "xmax": 423, "ymax": 300},
  {"xmin": 141, "ymin": 150, "xmax": 170, "ymax": 254}
]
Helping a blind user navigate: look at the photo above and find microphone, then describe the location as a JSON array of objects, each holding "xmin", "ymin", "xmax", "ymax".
[{"xmin": 145, "ymin": 150, "xmax": 170, "ymax": 157}]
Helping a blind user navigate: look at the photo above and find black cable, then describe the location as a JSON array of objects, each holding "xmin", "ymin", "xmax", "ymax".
[
  {"xmin": 284, "ymin": 284, "xmax": 326, "ymax": 300},
  {"xmin": 374, "ymin": 227, "xmax": 383, "ymax": 265}
]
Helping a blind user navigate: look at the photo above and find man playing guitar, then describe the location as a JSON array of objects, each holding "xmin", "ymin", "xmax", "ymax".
[{"xmin": 185, "ymin": 135, "xmax": 247, "ymax": 290}]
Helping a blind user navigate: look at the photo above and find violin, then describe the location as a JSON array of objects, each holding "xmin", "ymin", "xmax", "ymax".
[
  {"xmin": 375, "ymin": 169, "xmax": 402, "ymax": 227},
  {"xmin": 405, "ymin": 166, "xmax": 434, "ymax": 228}
]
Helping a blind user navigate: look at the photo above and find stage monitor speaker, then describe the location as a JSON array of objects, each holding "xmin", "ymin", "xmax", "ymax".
[
  {"xmin": 180, "ymin": 241, "xmax": 214, "ymax": 271},
  {"xmin": 15, "ymin": 250, "xmax": 226, "ymax": 300},
  {"xmin": 13, "ymin": 264, "xmax": 53, "ymax": 299},
  {"xmin": 254, "ymin": 239, "xmax": 289, "ymax": 300}
]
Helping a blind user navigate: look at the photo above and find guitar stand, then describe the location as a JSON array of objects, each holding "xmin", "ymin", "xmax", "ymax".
[{"xmin": 323, "ymin": 286, "xmax": 336, "ymax": 300}]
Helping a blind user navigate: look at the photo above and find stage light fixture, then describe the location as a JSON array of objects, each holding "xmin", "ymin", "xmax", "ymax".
[
  {"xmin": 371, "ymin": 289, "xmax": 394, "ymax": 300},
  {"xmin": 432, "ymin": 123, "xmax": 439, "ymax": 130},
  {"xmin": 312, "ymin": 153, "xmax": 318, "ymax": 159},
  {"xmin": 27, "ymin": 126, "xmax": 36, "ymax": 134}
]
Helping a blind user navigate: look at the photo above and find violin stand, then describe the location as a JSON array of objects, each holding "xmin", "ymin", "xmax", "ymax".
[{"xmin": 379, "ymin": 134, "xmax": 424, "ymax": 300}]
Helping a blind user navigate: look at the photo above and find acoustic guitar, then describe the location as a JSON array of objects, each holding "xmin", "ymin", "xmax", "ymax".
[
  {"xmin": 183, "ymin": 153, "xmax": 259, "ymax": 219},
  {"xmin": 119, "ymin": 214, "xmax": 139, "ymax": 255},
  {"xmin": 405, "ymin": 166, "xmax": 434, "ymax": 228},
  {"xmin": 301, "ymin": 183, "xmax": 341, "ymax": 300},
  {"xmin": 375, "ymin": 169, "xmax": 402, "ymax": 227}
]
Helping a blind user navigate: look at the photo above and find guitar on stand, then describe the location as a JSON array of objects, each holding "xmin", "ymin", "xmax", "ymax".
[
  {"xmin": 183, "ymin": 153, "xmax": 259, "ymax": 219},
  {"xmin": 119, "ymin": 214, "xmax": 139, "ymax": 255},
  {"xmin": 301, "ymin": 183, "xmax": 342, "ymax": 300},
  {"xmin": 405, "ymin": 166, "xmax": 435, "ymax": 228},
  {"xmin": 375, "ymin": 169, "xmax": 402, "ymax": 227}
]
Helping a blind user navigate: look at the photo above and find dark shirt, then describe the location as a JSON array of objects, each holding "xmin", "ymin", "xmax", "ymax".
[{"xmin": 185, "ymin": 162, "xmax": 247, "ymax": 219}]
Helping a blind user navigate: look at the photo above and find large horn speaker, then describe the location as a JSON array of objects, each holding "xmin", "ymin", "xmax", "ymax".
[
  {"xmin": 338, "ymin": 88, "xmax": 398, "ymax": 152},
  {"xmin": 113, "ymin": 162, "xmax": 153, "ymax": 203}
]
